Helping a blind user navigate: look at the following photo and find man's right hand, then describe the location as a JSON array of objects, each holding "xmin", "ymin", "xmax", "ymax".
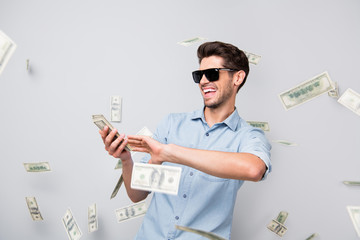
[{"xmin": 99, "ymin": 126, "xmax": 131, "ymax": 160}]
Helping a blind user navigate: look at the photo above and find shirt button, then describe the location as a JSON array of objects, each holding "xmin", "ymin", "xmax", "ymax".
[
  {"xmin": 189, "ymin": 172, "xmax": 193, "ymax": 176},
  {"xmin": 206, "ymin": 133, "xmax": 209, "ymax": 136},
  {"xmin": 175, "ymin": 216, "xmax": 179, "ymax": 220},
  {"xmin": 183, "ymin": 194, "xmax": 187, "ymax": 198}
]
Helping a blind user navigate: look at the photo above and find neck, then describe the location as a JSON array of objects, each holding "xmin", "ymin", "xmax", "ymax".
[{"xmin": 204, "ymin": 104, "xmax": 235, "ymax": 128}]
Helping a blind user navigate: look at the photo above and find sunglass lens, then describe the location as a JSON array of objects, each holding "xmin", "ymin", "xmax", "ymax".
[
  {"xmin": 192, "ymin": 71, "xmax": 203, "ymax": 83},
  {"xmin": 204, "ymin": 69, "xmax": 219, "ymax": 82}
]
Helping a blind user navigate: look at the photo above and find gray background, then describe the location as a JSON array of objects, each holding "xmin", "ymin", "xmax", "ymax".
[{"xmin": 0, "ymin": 0, "xmax": 359, "ymax": 239}]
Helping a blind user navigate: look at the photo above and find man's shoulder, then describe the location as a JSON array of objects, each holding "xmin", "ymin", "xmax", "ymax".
[{"xmin": 165, "ymin": 109, "xmax": 201, "ymax": 121}]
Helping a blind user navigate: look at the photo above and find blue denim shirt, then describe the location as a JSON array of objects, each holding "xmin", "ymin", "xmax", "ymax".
[{"xmin": 135, "ymin": 109, "xmax": 271, "ymax": 240}]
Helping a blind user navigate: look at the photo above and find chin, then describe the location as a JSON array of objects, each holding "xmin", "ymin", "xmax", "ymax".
[{"xmin": 204, "ymin": 101, "xmax": 221, "ymax": 109}]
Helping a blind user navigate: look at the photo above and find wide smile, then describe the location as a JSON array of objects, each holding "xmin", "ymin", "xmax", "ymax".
[{"xmin": 202, "ymin": 87, "xmax": 217, "ymax": 98}]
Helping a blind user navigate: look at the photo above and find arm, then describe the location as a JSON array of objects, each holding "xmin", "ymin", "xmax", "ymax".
[
  {"xmin": 99, "ymin": 126, "xmax": 149, "ymax": 202},
  {"xmin": 127, "ymin": 135, "xmax": 266, "ymax": 181}
]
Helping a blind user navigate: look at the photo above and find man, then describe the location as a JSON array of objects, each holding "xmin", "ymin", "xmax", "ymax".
[{"xmin": 99, "ymin": 41, "xmax": 271, "ymax": 239}]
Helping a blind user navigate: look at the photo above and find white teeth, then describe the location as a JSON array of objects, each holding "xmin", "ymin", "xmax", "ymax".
[{"xmin": 203, "ymin": 89, "xmax": 216, "ymax": 93}]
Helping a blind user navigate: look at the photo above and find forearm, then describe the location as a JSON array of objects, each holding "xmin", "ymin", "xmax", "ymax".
[
  {"xmin": 164, "ymin": 144, "xmax": 266, "ymax": 181},
  {"xmin": 121, "ymin": 158, "xmax": 149, "ymax": 202}
]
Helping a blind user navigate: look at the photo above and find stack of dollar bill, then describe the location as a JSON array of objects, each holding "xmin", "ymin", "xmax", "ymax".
[{"xmin": 92, "ymin": 114, "xmax": 131, "ymax": 151}]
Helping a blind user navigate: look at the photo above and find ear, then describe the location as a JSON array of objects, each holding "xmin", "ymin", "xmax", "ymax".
[{"xmin": 233, "ymin": 70, "xmax": 246, "ymax": 88}]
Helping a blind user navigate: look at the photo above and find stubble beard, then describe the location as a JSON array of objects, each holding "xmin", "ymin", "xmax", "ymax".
[{"xmin": 203, "ymin": 83, "xmax": 233, "ymax": 109}]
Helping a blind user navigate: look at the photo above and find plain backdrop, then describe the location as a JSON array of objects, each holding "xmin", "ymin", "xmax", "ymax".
[{"xmin": 0, "ymin": 0, "xmax": 360, "ymax": 239}]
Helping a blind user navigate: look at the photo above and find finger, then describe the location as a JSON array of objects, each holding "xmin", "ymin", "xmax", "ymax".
[
  {"xmin": 99, "ymin": 126, "xmax": 109, "ymax": 141},
  {"xmin": 129, "ymin": 146, "xmax": 150, "ymax": 153},
  {"xmin": 113, "ymin": 138, "xmax": 129, "ymax": 156},
  {"xmin": 108, "ymin": 133, "xmax": 125, "ymax": 154},
  {"xmin": 127, "ymin": 139, "xmax": 143, "ymax": 147},
  {"xmin": 127, "ymin": 135, "xmax": 146, "ymax": 141},
  {"xmin": 104, "ymin": 129, "xmax": 118, "ymax": 147}
]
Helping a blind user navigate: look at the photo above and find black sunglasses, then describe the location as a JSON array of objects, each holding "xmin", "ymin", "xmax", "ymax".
[{"xmin": 192, "ymin": 68, "xmax": 239, "ymax": 83}]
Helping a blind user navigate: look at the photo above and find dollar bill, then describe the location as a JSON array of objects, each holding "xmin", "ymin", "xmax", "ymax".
[
  {"xmin": 267, "ymin": 211, "xmax": 288, "ymax": 237},
  {"xmin": 110, "ymin": 96, "xmax": 122, "ymax": 122},
  {"xmin": 328, "ymin": 81, "xmax": 339, "ymax": 98},
  {"xmin": 26, "ymin": 59, "xmax": 30, "ymax": 71},
  {"xmin": 136, "ymin": 126, "xmax": 154, "ymax": 138},
  {"xmin": 88, "ymin": 203, "xmax": 98, "ymax": 233},
  {"xmin": 0, "ymin": 30, "xmax": 17, "ymax": 76},
  {"xmin": 92, "ymin": 114, "xmax": 131, "ymax": 151},
  {"xmin": 25, "ymin": 197, "xmax": 43, "ymax": 221},
  {"xmin": 177, "ymin": 37, "xmax": 206, "ymax": 47},
  {"xmin": 175, "ymin": 225, "xmax": 226, "ymax": 240},
  {"xmin": 115, "ymin": 201, "xmax": 147, "ymax": 223},
  {"xmin": 343, "ymin": 181, "xmax": 360, "ymax": 186},
  {"xmin": 338, "ymin": 88, "xmax": 360, "ymax": 116},
  {"xmin": 246, "ymin": 121, "xmax": 270, "ymax": 131},
  {"xmin": 279, "ymin": 71, "xmax": 334, "ymax": 110},
  {"xmin": 62, "ymin": 208, "xmax": 82, "ymax": 240},
  {"xmin": 347, "ymin": 206, "xmax": 360, "ymax": 238},
  {"xmin": 131, "ymin": 162, "xmax": 182, "ymax": 195},
  {"xmin": 305, "ymin": 233, "xmax": 318, "ymax": 240},
  {"xmin": 23, "ymin": 162, "xmax": 51, "ymax": 172},
  {"xmin": 273, "ymin": 140, "xmax": 298, "ymax": 147},
  {"xmin": 115, "ymin": 159, "xmax": 123, "ymax": 170},
  {"xmin": 244, "ymin": 51, "xmax": 261, "ymax": 65},
  {"xmin": 110, "ymin": 174, "xmax": 123, "ymax": 199}
]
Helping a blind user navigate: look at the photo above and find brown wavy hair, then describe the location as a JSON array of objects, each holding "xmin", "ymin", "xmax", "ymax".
[{"xmin": 197, "ymin": 41, "xmax": 249, "ymax": 92}]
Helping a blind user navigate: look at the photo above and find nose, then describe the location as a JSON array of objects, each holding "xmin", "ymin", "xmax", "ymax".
[{"xmin": 199, "ymin": 74, "xmax": 209, "ymax": 84}]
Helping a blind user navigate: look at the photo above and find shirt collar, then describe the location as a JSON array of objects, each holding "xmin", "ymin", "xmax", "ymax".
[{"xmin": 191, "ymin": 107, "xmax": 240, "ymax": 131}]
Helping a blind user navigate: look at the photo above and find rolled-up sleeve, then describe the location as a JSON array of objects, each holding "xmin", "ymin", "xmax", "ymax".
[{"xmin": 239, "ymin": 128, "xmax": 272, "ymax": 180}]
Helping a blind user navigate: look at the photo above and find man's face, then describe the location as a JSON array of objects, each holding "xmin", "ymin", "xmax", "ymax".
[{"xmin": 198, "ymin": 56, "xmax": 235, "ymax": 109}]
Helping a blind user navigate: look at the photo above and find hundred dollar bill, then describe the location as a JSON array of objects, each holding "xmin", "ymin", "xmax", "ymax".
[
  {"xmin": 25, "ymin": 197, "xmax": 43, "ymax": 221},
  {"xmin": 244, "ymin": 51, "xmax": 261, "ymax": 65},
  {"xmin": 175, "ymin": 225, "xmax": 226, "ymax": 240},
  {"xmin": 279, "ymin": 71, "xmax": 334, "ymax": 110},
  {"xmin": 115, "ymin": 201, "xmax": 147, "ymax": 223},
  {"xmin": 0, "ymin": 30, "xmax": 17, "ymax": 76},
  {"xmin": 328, "ymin": 81, "xmax": 339, "ymax": 98},
  {"xmin": 115, "ymin": 159, "xmax": 123, "ymax": 170},
  {"xmin": 177, "ymin": 37, "xmax": 206, "ymax": 47},
  {"xmin": 23, "ymin": 162, "xmax": 51, "ymax": 172},
  {"xmin": 273, "ymin": 140, "xmax": 297, "ymax": 147},
  {"xmin": 305, "ymin": 233, "xmax": 318, "ymax": 240},
  {"xmin": 347, "ymin": 206, "xmax": 360, "ymax": 238},
  {"xmin": 136, "ymin": 126, "xmax": 154, "ymax": 138},
  {"xmin": 267, "ymin": 211, "xmax": 288, "ymax": 237},
  {"xmin": 343, "ymin": 181, "xmax": 360, "ymax": 186},
  {"xmin": 110, "ymin": 174, "xmax": 123, "ymax": 199},
  {"xmin": 131, "ymin": 162, "xmax": 182, "ymax": 195},
  {"xmin": 338, "ymin": 88, "xmax": 360, "ymax": 116},
  {"xmin": 62, "ymin": 208, "xmax": 82, "ymax": 240},
  {"xmin": 92, "ymin": 114, "xmax": 131, "ymax": 151},
  {"xmin": 110, "ymin": 96, "xmax": 122, "ymax": 122},
  {"xmin": 246, "ymin": 121, "xmax": 270, "ymax": 131},
  {"xmin": 88, "ymin": 203, "xmax": 98, "ymax": 233}
]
